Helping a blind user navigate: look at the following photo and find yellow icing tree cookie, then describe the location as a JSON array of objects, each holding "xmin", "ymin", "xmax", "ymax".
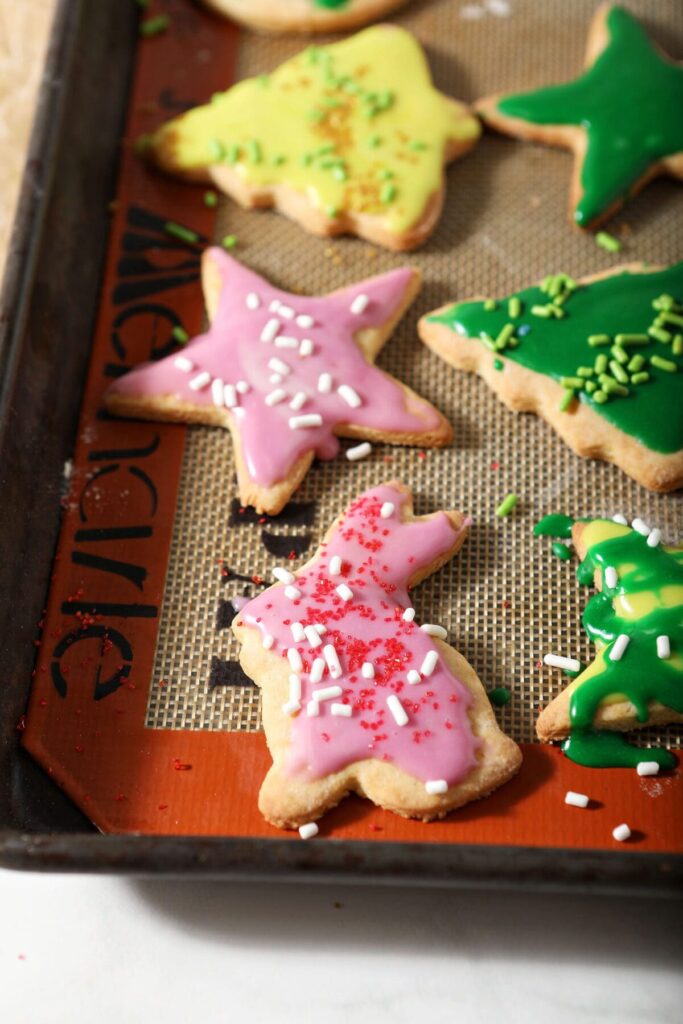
[{"xmin": 147, "ymin": 26, "xmax": 481, "ymax": 251}]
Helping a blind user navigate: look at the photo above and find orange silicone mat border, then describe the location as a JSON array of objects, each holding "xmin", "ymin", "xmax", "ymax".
[{"xmin": 21, "ymin": 0, "xmax": 682, "ymax": 852}]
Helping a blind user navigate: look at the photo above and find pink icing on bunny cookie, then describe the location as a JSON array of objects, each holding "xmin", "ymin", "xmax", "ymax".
[
  {"xmin": 106, "ymin": 250, "xmax": 440, "ymax": 488},
  {"xmin": 238, "ymin": 484, "xmax": 480, "ymax": 784}
]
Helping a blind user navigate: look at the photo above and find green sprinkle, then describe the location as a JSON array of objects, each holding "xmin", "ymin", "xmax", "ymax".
[
  {"xmin": 409, "ymin": 140, "xmax": 428, "ymax": 151},
  {"xmin": 483, "ymin": 299, "xmax": 497, "ymax": 312},
  {"xmin": 508, "ymin": 297, "xmax": 522, "ymax": 318},
  {"xmin": 496, "ymin": 324, "xmax": 515, "ymax": 347},
  {"xmin": 480, "ymin": 334, "xmax": 496, "ymax": 352},
  {"xmin": 221, "ymin": 234, "xmax": 238, "ymax": 250},
  {"xmin": 660, "ymin": 310, "xmax": 683, "ymax": 327},
  {"xmin": 551, "ymin": 542, "xmax": 572, "ymax": 562},
  {"xmin": 495, "ymin": 494, "xmax": 518, "ymax": 518},
  {"xmin": 489, "ymin": 686, "xmax": 511, "ymax": 707},
  {"xmin": 247, "ymin": 140, "xmax": 262, "ymax": 164},
  {"xmin": 332, "ymin": 166, "xmax": 347, "ymax": 182},
  {"xmin": 615, "ymin": 333, "xmax": 648, "ymax": 346},
  {"xmin": 306, "ymin": 46, "xmax": 321, "ymax": 65},
  {"xmin": 649, "ymin": 325, "xmax": 672, "ymax": 343},
  {"xmin": 271, "ymin": 154, "xmax": 286, "ymax": 166},
  {"xmin": 493, "ymin": 358, "xmax": 504, "ymax": 371},
  {"xmin": 300, "ymin": 153, "xmax": 313, "ymax": 167},
  {"xmin": 380, "ymin": 183, "xmax": 397, "ymax": 203},
  {"xmin": 379, "ymin": 169, "xmax": 394, "ymax": 180},
  {"xmin": 650, "ymin": 354, "xmax": 678, "ymax": 373},
  {"xmin": 139, "ymin": 14, "xmax": 169, "ymax": 37},
  {"xmin": 208, "ymin": 138, "xmax": 225, "ymax": 161},
  {"xmin": 593, "ymin": 389, "xmax": 608, "ymax": 404},
  {"xmin": 171, "ymin": 326, "xmax": 189, "ymax": 344},
  {"xmin": 652, "ymin": 294, "xmax": 676, "ymax": 312},
  {"xmin": 315, "ymin": 144, "xmax": 336, "ymax": 156},
  {"xmin": 576, "ymin": 366, "xmax": 594, "ymax": 378},
  {"xmin": 531, "ymin": 304, "xmax": 552, "ymax": 318},
  {"xmin": 325, "ymin": 205, "xmax": 339, "ymax": 218},
  {"xmin": 594, "ymin": 353, "xmax": 608, "ymax": 374},
  {"xmin": 257, "ymin": 74, "xmax": 269, "ymax": 88},
  {"xmin": 559, "ymin": 389, "xmax": 575, "ymax": 412},
  {"xmin": 610, "ymin": 344, "xmax": 629, "ymax": 365},
  {"xmin": 627, "ymin": 354, "xmax": 645, "ymax": 372},
  {"xmin": 549, "ymin": 304, "xmax": 565, "ymax": 319},
  {"xmin": 588, "ymin": 334, "xmax": 610, "ymax": 347},
  {"xmin": 367, "ymin": 135, "xmax": 381, "ymax": 148},
  {"xmin": 631, "ymin": 372, "xmax": 650, "ymax": 384},
  {"xmin": 603, "ymin": 378, "xmax": 629, "ymax": 396},
  {"xmin": 595, "ymin": 230, "xmax": 621, "ymax": 253},
  {"xmin": 308, "ymin": 108, "xmax": 324, "ymax": 122},
  {"xmin": 584, "ymin": 380, "xmax": 597, "ymax": 393},
  {"xmin": 560, "ymin": 376, "xmax": 584, "ymax": 389},
  {"xmin": 203, "ymin": 191, "xmax": 218, "ymax": 208},
  {"xmin": 164, "ymin": 221, "xmax": 199, "ymax": 245},
  {"xmin": 609, "ymin": 360, "xmax": 629, "ymax": 384},
  {"xmin": 673, "ymin": 335, "xmax": 683, "ymax": 356},
  {"xmin": 226, "ymin": 144, "xmax": 240, "ymax": 166},
  {"xmin": 133, "ymin": 133, "xmax": 153, "ymax": 157}
]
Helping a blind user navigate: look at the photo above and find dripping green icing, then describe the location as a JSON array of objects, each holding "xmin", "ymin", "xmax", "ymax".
[
  {"xmin": 429, "ymin": 264, "xmax": 683, "ymax": 453},
  {"xmin": 552, "ymin": 542, "xmax": 572, "ymax": 562},
  {"xmin": 537, "ymin": 516, "xmax": 683, "ymax": 768},
  {"xmin": 535, "ymin": 513, "xmax": 575, "ymax": 539},
  {"xmin": 496, "ymin": 6, "xmax": 683, "ymax": 227}
]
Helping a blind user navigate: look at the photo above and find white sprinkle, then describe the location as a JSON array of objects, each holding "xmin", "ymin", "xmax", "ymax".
[
  {"xmin": 282, "ymin": 700, "xmax": 301, "ymax": 717},
  {"xmin": 310, "ymin": 658, "xmax": 325, "ymax": 684},
  {"xmin": 407, "ymin": 669, "xmax": 421, "ymax": 686},
  {"xmin": 544, "ymin": 653, "xmax": 581, "ymax": 673},
  {"xmin": 296, "ymin": 314, "xmax": 314, "ymax": 329},
  {"xmin": 211, "ymin": 378, "xmax": 225, "ymax": 406},
  {"xmin": 486, "ymin": 0, "xmax": 511, "ymax": 16},
  {"xmin": 289, "ymin": 391, "xmax": 307, "ymax": 411},
  {"xmin": 609, "ymin": 634, "xmax": 630, "ymax": 662},
  {"xmin": 262, "ymin": 633, "xmax": 274, "ymax": 650},
  {"xmin": 289, "ymin": 674, "xmax": 302, "ymax": 703},
  {"xmin": 269, "ymin": 374, "xmax": 283, "ymax": 385},
  {"xmin": 274, "ymin": 335, "xmax": 299, "ymax": 349},
  {"xmin": 287, "ymin": 648, "xmax": 303, "ymax": 672},
  {"xmin": 323, "ymin": 644, "xmax": 342, "ymax": 679},
  {"xmin": 246, "ymin": 292, "xmax": 260, "ymax": 310},
  {"xmin": 313, "ymin": 685, "xmax": 343, "ymax": 703},
  {"xmin": 425, "ymin": 779, "xmax": 448, "ymax": 795},
  {"xmin": 236, "ymin": 380, "xmax": 250, "ymax": 394},
  {"xmin": 273, "ymin": 567, "xmax": 295, "ymax": 585},
  {"xmin": 224, "ymin": 384, "xmax": 238, "ymax": 408},
  {"xmin": 329, "ymin": 555, "xmax": 342, "ymax": 577},
  {"xmin": 632, "ymin": 517, "xmax": 650, "ymax": 536},
  {"xmin": 299, "ymin": 822, "xmax": 318, "ymax": 840},
  {"xmin": 331, "ymin": 703, "xmax": 352, "ymax": 717},
  {"xmin": 380, "ymin": 502, "xmax": 395, "ymax": 519},
  {"xmin": 290, "ymin": 622, "xmax": 305, "ymax": 643},
  {"xmin": 317, "ymin": 372, "xmax": 333, "ymax": 393},
  {"xmin": 299, "ymin": 338, "xmax": 314, "ymax": 357},
  {"xmin": 386, "ymin": 694, "xmax": 408, "ymax": 727},
  {"xmin": 612, "ymin": 823, "xmax": 631, "ymax": 842},
  {"xmin": 350, "ymin": 293, "xmax": 369, "ymax": 315},
  {"xmin": 304, "ymin": 625, "xmax": 323, "ymax": 649},
  {"xmin": 260, "ymin": 318, "xmax": 280, "ymax": 343},
  {"xmin": 278, "ymin": 303, "xmax": 295, "ymax": 320},
  {"xmin": 420, "ymin": 650, "xmax": 439, "ymax": 677},
  {"xmin": 188, "ymin": 371, "xmax": 211, "ymax": 391},
  {"xmin": 637, "ymin": 761, "xmax": 660, "ymax": 777},
  {"xmin": 306, "ymin": 700, "xmax": 319, "ymax": 718},
  {"xmin": 284, "ymin": 585, "xmax": 302, "ymax": 601},
  {"xmin": 289, "ymin": 414, "xmax": 323, "ymax": 429},
  {"xmin": 268, "ymin": 356, "xmax": 290, "ymax": 376},
  {"xmin": 657, "ymin": 635, "xmax": 670, "ymax": 659},
  {"xmin": 647, "ymin": 528, "xmax": 661, "ymax": 548},
  {"xmin": 338, "ymin": 384, "xmax": 362, "ymax": 408},
  {"xmin": 604, "ymin": 566, "xmax": 618, "ymax": 589},
  {"xmin": 336, "ymin": 583, "xmax": 353, "ymax": 602},
  {"xmin": 174, "ymin": 355, "xmax": 194, "ymax": 373},
  {"xmin": 565, "ymin": 791, "xmax": 589, "ymax": 809},
  {"xmin": 612, "ymin": 514, "xmax": 628, "ymax": 525},
  {"xmin": 420, "ymin": 624, "xmax": 447, "ymax": 640},
  {"xmin": 315, "ymin": 624, "xmax": 327, "ymax": 636},
  {"xmin": 345, "ymin": 442, "xmax": 372, "ymax": 461},
  {"xmin": 265, "ymin": 388, "xmax": 286, "ymax": 406},
  {"xmin": 402, "ymin": 607, "xmax": 416, "ymax": 623},
  {"xmin": 269, "ymin": 300, "xmax": 280, "ymax": 313},
  {"xmin": 361, "ymin": 662, "xmax": 375, "ymax": 679}
]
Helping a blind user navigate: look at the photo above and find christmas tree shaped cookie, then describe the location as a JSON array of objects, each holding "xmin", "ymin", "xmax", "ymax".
[
  {"xmin": 200, "ymin": 0, "xmax": 413, "ymax": 34},
  {"xmin": 233, "ymin": 482, "xmax": 522, "ymax": 829},
  {"xmin": 476, "ymin": 5, "xmax": 683, "ymax": 229},
  {"xmin": 147, "ymin": 26, "xmax": 480, "ymax": 250},
  {"xmin": 105, "ymin": 250, "xmax": 452, "ymax": 515},
  {"xmin": 419, "ymin": 262, "xmax": 683, "ymax": 492},
  {"xmin": 535, "ymin": 514, "xmax": 683, "ymax": 770}
]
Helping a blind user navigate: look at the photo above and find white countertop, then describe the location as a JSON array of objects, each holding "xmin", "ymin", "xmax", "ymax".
[{"xmin": 1, "ymin": 868, "xmax": 681, "ymax": 1023}]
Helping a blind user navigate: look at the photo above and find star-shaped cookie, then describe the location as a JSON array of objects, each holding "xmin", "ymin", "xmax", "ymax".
[
  {"xmin": 104, "ymin": 249, "xmax": 452, "ymax": 514},
  {"xmin": 147, "ymin": 25, "xmax": 480, "ymax": 250},
  {"xmin": 476, "ymin": 4, "xmax": 683, "ymax": 229},
  {"xmin": 200, "ymin": 0, "xmax": 413, "ymax": 34},
  {"xmin": 233, "ymin": 481, "xmax": 522, "ymax": 828}
]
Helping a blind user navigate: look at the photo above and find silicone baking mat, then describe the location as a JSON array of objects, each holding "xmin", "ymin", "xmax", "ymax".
[{"xmin": 22, "ymin": 0, "xmax": 683, "ymax": 848}]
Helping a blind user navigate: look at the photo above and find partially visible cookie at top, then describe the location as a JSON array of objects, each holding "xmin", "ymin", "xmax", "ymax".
[
  {"xmin": 104, "ymin": 249, "xmax": 452, "ymax": 515},
  {"xmin": 200, "ymin": 0, "xmax": 412, "ymax": 33},
  {"xmin": 418, "ymin": 262, "xmax": 683, "ymax": 492},
  {"xmin": 475, "ymin": 4, "xmax": 683, "ymax": 230},
  {"xmin": 233, "ymin": 481, "xmax": 522, "ymax": 829},
  {"xmin": 146, "ymin": 25, "xmax": 481, "ymax": 251}
]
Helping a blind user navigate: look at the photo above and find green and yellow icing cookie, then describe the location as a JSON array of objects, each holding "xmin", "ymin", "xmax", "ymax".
[
  {"xmin": 148, "ymin": 25, "xmax": 480, "ymax": 249},
  {"xmin": 199, "ymin": 0, "xmax": 413, "ymax": 35},
  {"xmin": 535, "ymin": 515, "xmax": 682, "ymax": 770}
]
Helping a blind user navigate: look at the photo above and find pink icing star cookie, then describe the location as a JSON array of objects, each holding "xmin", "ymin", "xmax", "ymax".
[
  {"xmin": 104, "ymin": 250, "xmax": 452, "ymax": 514},
  {"xmin": 233, "ymin": 482, "xmax": 522, "ymax": 829}
]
